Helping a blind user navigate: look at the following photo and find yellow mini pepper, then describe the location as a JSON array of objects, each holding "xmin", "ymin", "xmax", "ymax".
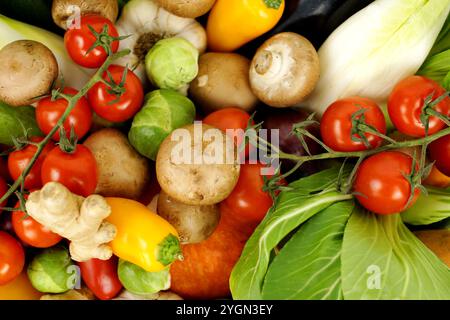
[
  {"xmin": 207, "ymin": 0, "xmax": 285, "ymax": 52},
  {"xmin": 106, "ymin": 198, "xmax": 182, "ymax": 273}
]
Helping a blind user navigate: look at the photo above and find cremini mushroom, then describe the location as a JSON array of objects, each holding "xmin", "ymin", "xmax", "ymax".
[
  {"xmin": 0, "ymin": 40, "xmax": 58, "ymax": 107},
  {"xmin": 115, "ymin": 0, "xmax": 207, "ymax": 83},
  {"xmin": 155, "ymin": 0, "xmax": 216, "ymax": 18},
  {"xmin": 249, "ymin": 32, "xmax": 320, "ymax": 108},
  {"xmin": 52, "ymin": 0, "xmax": 119, "ymax": 30}
]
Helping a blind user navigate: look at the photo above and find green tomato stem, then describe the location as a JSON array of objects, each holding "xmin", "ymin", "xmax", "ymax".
[{"xmin": 0, "ymin": 49, "xmax": 131, "ymax": 205}]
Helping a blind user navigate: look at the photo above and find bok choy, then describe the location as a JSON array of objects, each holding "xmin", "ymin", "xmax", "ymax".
[
  {"xmin": 302, "ymin": 0, "xmax": 450, "ymax": 116},
  {"xmin": 0, "ymin": 14, "xmax": 92, "ymax": 89}
]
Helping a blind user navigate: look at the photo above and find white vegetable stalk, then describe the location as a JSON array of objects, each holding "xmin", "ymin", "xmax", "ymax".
[
  {"xmin": 0, "ymin": 14, "xmax": 92, "ymax": 90},
  {"xmin": 302, "ymin": 0, "xmax": 450, "ymax": 116}
]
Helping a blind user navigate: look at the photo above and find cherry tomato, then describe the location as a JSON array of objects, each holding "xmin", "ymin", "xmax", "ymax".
[
  {"xmin": 0, "ymin": 177, "xmax": 7, "ymax": 213},
  {"xmin": 388, "ymin": 76, "xmax": 450, "ymax": 137},
  {"xmin": 64, "ymin": 15, "xmax": 119, "ymax": 68},
  {"xmin": 78, "ymin": 257, "xmax": 122, "ymax": 300},
  {"xmin": 88, "ymin": 65, "xmax": 144, "ymax": 123},
  {"xmin": 423, "ymin": 164, "xmax": 450, "ymax": 189},
  {"xmin": 7, "ymin": 137, "xmax": 54, "ymax": 190},
  {"xmin": 428, "ymin": 134, "xmax": 450, "ymax": 177},
  {"xmin": 320, "ymin": 97, "xmax": 386, "ymax": 152},
  {"xmin": 41, "ymin": 145, "xmax": 98, "ymax": 197},
  {"xmin": 36, "ymin": 87, "xmax": 93, "ymax": 141},
  {"xmin": 12, "ymin": 199, "xmax": 62, "ymax": 248},
  {"xmin": 222, "ymin": 163, "xmax": 275, "ymax": 231},
  {"xmin": 354, "ymin": 151, "xmax": 421, "ymax": 215},
  {"xmin": 204, "ymin": 108, "xmax": 253, "ymax": 159},
  {"xmin": 0, "ymin": 157, "xmax": 10, "ymax": 181},
  {"xmin": 0, "ymin": 231, "xmax": 25, "ymax": 285}
]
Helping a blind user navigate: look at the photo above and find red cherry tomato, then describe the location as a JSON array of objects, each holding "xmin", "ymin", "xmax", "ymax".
[
  {"xmin": 12, "ymin": 199, "xmax": 62, "ymax": 248},
  {"xmin": 7, "ymin": 137, "xmax": 54, "ymax": 190},
  {"xmin": 0, "ymin": 231, "xmax": 25, "ymax": 285},
  {"xmin": 320, "ymin": 97, "xmax": 386, "ymax": 152},
  {"xmin": 203, "ymin": 107, "xmax": 253, "ymax": 159},
  {"xmin": 78, "ymin": 257, "xmax": 122, "ymax": 300},
  {"xmin": 428, "ymin": 134, "xmax": 450, "ymax": 177},
  {"xmin": 41, "ymin": 145, "xmax": 98, "ymax": 197},
  {"xmin": 36, "ymin": 87, "xmax": 93, "ymax": 141},
  {"xmin": 0, "ymin": 157, "xmax": 10, "ymax": 181},
  {"xmin": 88, "ymin": 65, "xmax": 144, "ymax": 123},
  {"xmin": 64, "ymin": 15, "xmax": 119, "ymax": 68},
  {"xmin": 0, "ymin": 177, "xmax": 7, "ymax": 213},
  {"xmin": 354, "ymin": 151, "xmax": 420, "ymax": 215},
  {"xmin": 222, "ymin": 163, "xmax": 275, "ymax": 231},
  {"xmin": 388, "ymin": 76, "xmax": 450, "ymax": 137}
]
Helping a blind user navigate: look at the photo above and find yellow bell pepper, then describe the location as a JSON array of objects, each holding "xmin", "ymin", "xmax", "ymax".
[
  {"xmin": 106, "ymin": 198, "xmax": 182, "ymax": 273},
  {"xmin": 206, "ymin": 0, "xmax": 285, "ymax": 52},
  {"xmin": 0, "ymin": 272, "xmax": 42, "ymax": 300}
]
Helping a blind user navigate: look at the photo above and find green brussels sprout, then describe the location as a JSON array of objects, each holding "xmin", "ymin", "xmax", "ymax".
[
  {"xmin": 145, "ymin": 37, "xmax": 199, "ymax": 91},
  {"xmin": 129, "ymin": 89, "xmax": 196, "ymax": 160},
  {"xmin": 27, "ymin": 246, "xmax": 78, "ymax": 293},
  {"xmin": 118, "ymin": 259, "xmax": 170, "ymax": 295}
]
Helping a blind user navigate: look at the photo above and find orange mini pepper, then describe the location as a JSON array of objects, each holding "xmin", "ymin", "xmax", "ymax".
[{"xmin": 207, "ymin": 0, "xmax": 285, "ymax": 52}]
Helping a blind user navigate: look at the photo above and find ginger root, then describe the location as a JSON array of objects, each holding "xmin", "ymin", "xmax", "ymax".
[{"xmin": 25, "ymin": 182, "xmax": 117, "ymax": 261}]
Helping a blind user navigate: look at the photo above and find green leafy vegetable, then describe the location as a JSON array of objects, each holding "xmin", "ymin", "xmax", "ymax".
[
  {"xmin": 230, "ymin": 167, "xmax": 353, "ymax": 300},
  {"xmin": 0, "ymin": 101, "xmax": 41, "ymax": 145},
  {"xmin": 128, "ymin": 89, "xmax": 196, "ymax": 160},
  {"xmin": 118, "ymin": 259, "xmax": 170, "ymax": 295},
  {"xmin": 402, "ymin": 187, "xmax": 450, "ymax": 226},
  {"xmin": 27, "ymin": 246, "xmax": 76, "ymax": 293},
  {"xmin": 341, "ymin": 209, "xmax": 450, "ymax": 300},
  {"xmin": 262, "ymin": 200, "xmax": 355, "ymax": 300}
]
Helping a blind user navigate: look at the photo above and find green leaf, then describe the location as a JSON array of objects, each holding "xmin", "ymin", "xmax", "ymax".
[
  {"xmin": 402, "ymin": 187, "xmax": 450, "ymax": 226},
  {"xmin": 0, "ymin": 101, "xmax": 42, "ymax": 145},
  {"xmin": 341, "ymin": 209, "xmax": 450, "ymax": 300},
  {"xmin": 263, "ymin": 0, "xmax": 283, "ymax": 10},
  {"xmin": 230, "ymin": 167, "xmax": 353, "ymax": 300},
  {"xmin": 118, "ymin": 259, "xmax": 170, "ymax": 295},
  {"xmin": 262, "ymin": 200, "xmax": 355, "ymax": 300}
]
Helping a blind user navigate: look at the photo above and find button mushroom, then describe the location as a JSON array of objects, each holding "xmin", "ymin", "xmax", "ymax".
[
  {"xmin": 52, "ymin": 0, "xmax": 119, "ymax": 30},
  {"xmin": 155, "ymin": 0, "xmax": 216, "ymax": 18},
  {"xmin": 0, "ymin": 40, "xmax": 58, "ymax": 107},
  {"xmin": 114, "ymin": 0, "xmax": 207, "ymax": 83},
  {"xmin": 249, "ymin": 32, "xmax": 320, "ymax": 108}
]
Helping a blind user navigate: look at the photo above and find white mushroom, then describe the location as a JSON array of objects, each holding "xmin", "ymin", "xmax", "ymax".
[
  {"xmin": 155, "ymin": 0, "xmax": 216, "ymax": 18},
  {"xmin": 249, "ymin": 32, "xmax": 320, "ymax": 108},
  {"xmin": 52, "ymin": 0, "xmax": 119, "ymax": 30},
  {"xmin": 0, "ymin": 40, "xmax": 58, "ymax": 106},
  {"xmin": 114, "ymin": 0, "xmax": 207, "ymax": 83}
]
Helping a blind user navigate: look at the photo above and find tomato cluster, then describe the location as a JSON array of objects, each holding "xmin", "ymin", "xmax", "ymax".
[
  {"xmin": 0, "ymin": 14, "xmax": 145, "ymax": 292},
  {"xmin": 320, "ymin": 76, "xmax": 450, "ymax": 215}
]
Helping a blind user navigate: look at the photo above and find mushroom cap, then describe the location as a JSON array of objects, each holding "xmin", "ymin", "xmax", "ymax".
[
  {"xmin": 155, "ymin": 0, "xmax": 216, "ymax": 18},
  {"xmin": 0, "ymin": 40, "xmax": 58, "ymax": 107},
  {"xmin": 249, "ymin": 32, "xmax": 320, "ymax": 108},
  {"xmin": 52, "ymin": 0, "xmax": 119, "ymax": 30}
]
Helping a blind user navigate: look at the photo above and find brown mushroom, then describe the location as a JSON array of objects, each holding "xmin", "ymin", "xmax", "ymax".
[
  {"xmin": 157, "ymin": 191, "xmax": 220, "ymax": 244},
  {"xmin": 249, "ymin": 32, "xmax": 320, "ymax": 108},
  {"xmin": 155, "ymin": 0, "xmax": 216, "ymax": 18},
  {"xmin": 156, "ymin": 123, "xmax": 240, "ymax": 205},
  {"xmin": 189, "ymin": 52, "xmax": 259, "ymax": 114},
  {"xmin": 52, "ymin": 0, "xmax": 119, "ymax": 30},
  {"xmin": 0, "ymin": 40, "xmax": 58, "ymax": 107}
]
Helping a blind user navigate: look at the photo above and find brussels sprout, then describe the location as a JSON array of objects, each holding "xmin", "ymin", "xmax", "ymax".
[
  {"xmin": 27, "ymin": 246, "xmax": 78, "ymax": 293},
  {"xmin": 145, "ymin": 37, "xmax": 199, "ymax": 91},
  {"xmin": 128, "ymin": 89, "xmax": 196, "ymax": 160},
  {"xmin": 118, "ymin": 259, "xmax": 170, "ymax": 295}
]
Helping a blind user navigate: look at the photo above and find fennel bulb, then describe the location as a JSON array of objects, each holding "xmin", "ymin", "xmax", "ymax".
[{"xmin": 302, "ymin": 0, "xmax": 450, "ymax": 116}]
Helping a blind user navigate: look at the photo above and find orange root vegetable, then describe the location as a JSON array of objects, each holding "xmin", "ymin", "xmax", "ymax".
[{"xmin": 170, "ymin": 209, "xmax": 247, "ymax": 299}]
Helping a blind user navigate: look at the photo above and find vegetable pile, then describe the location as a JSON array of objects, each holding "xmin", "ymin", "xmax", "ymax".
[{"xmin": 0, "ymin": 0, "xmax": 449, "ymax": 301}]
